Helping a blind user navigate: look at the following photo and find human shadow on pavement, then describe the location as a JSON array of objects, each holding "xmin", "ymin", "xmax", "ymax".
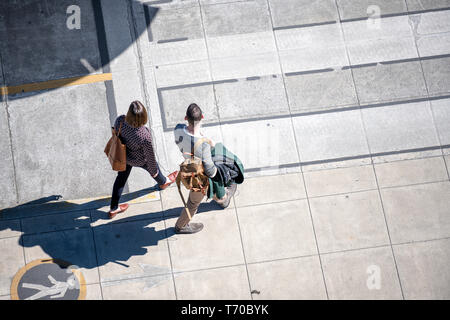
[{"xmin": 0, "ymin": 186, "xmax": 223, "ymax": 272}]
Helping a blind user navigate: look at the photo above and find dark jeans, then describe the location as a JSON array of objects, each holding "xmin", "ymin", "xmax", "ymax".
[{"xmin": 110, "ymin": 164, "xmax": 166, "ymax": 210}]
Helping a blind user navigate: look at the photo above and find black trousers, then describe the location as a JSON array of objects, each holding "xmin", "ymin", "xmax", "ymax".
[{"xmin": 110, "ymin": 164, "xmax": 166, "ymax": 210}]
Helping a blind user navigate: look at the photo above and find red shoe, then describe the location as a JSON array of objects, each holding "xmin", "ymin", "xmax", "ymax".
[
  {"xmin": 159, "ymin": 171, "xmax": 179, "ymax": 190},
  {"xmin": 108, "ymin": 203, "xmax": 129, "ymax": 219}
]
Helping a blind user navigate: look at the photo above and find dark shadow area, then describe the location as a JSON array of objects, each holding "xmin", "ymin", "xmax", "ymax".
[
  {"xmin": 0, "ymin": 0, "xmax": 158, "ymax": 98},
  {"xmin": 0, "ymin": 186, "xmax": 223, "ymax": 271}
]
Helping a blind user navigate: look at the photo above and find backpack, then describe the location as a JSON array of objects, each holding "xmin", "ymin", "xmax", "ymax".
[{"xmin": 176, "ymin": 138, "xmax": 212, "ymax": 220}]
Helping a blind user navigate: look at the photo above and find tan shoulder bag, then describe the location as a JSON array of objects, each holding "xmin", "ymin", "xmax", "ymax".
[{"xmin": 104, "ymin": 121, "xmax": 127, "ymax": 171}]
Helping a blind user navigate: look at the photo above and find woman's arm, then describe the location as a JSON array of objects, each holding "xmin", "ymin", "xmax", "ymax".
[
  {"xmin": 142, "ymin": 127, "xmax": 159, "ymax": 177},
  {"xmin": 114, "ymin": 115, "xmax": 125, "ymax": 132}
]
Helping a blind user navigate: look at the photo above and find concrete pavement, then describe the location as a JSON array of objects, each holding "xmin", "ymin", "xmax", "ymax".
[
  {"xmin": 1, "ymin": 156, "xmax": 450, "ymax": 299},
  {"xmin": 1, "ymin": 0, "xmax": 450, "ymax": 299}
]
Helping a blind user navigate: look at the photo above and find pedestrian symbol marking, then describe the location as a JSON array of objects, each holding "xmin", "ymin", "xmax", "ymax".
[{"xmin": 10, "ymin": 259, "xmax": 86, "ymax": 300}]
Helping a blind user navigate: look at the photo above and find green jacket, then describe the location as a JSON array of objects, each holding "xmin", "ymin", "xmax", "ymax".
[{"xmin": 207, "ymin": 143, "xmax": 245, "ymax": 199}]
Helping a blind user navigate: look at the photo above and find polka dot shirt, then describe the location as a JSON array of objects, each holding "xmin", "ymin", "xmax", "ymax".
[{"xmin": 114, "ymin": 115, "xmax": 158, "ymax": 176}]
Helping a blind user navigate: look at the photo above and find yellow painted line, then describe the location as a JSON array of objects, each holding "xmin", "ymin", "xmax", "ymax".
[
  {"xmin": 63, "ymin": 192, "xmax": 158, "ymax": 205},
  {"xmin": 128, "ymin": 193, "xmax": 158, "ymax": 204},
  {"xmin": 64, "ymin": 195, "xmax": 110, "ymax": 204},
  {"xmin": 0, "ymin": 73, "xmax": 112, "ymax": 96}
]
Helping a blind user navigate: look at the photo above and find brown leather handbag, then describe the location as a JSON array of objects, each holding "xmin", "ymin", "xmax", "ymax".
[{"xmin": 104, "ymin": 121, "xmax": 126, "ymax": 171}]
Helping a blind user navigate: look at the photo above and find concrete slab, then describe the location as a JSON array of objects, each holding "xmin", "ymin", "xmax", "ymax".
[
  {"xmin": 321, "ymin": 246, "xmax": 403, "ymax": 299},
  {"xmin": 336, "ymin": 0, "xmax": 407, "ymax": 20},
  {"xmin": 1, "ymin": 0, "xmax": 100, "ymax": 86},
  {"xmin": 302, "ymin": 158, "xmax": 373, "ymax": 172},
  {"xmin": 236, "ymin": 200, "xmax": 317, "ymax": 263},
  {"xmin": 93, "ymin": 218, "xmax": 171, "ymax": 282},
  {"xmin": 150, "ymin": 39, "xmax": 208, "ymax": 66},
  {"xmin": 268, "ymin": 0, "xmax": 338, "ymax": 28},
  {"xmin": 0, "ymin": 219, "xmax": 21, "ymax": 239},
  {"xmin": 445, "ymin": 155, "xmax": 450, "ymax": 177},
  {"xmin": 221, "ymin": 117, "xmax": 299, "ymax": 170},
  {"xmin": 214, "ymin": 75, "xmax": 289, "ymax": 122},
  {"xmin": 155, "ymin": 60, "xmax": 212, "ymax": 88},
  {"xmin": 412, "ymin": 10, "xmax": 450, "ymax": 57},
  {"xmin": 21, "ymin": 210, "xmax": 91, "ymax": 235},
  {"xmin": 233, "ymin": 173, "xmax": 306, "ymax": 208},
  {"xmin": 7, "ymin": 83, "xmax": 116, "ymax": 205},
  {"xmin": 0, "ymin": 237, "xmax": 24, "ymax": 296},
  {"xmin": 381, "ymin": 181, "xmax": 450, "ymax": 243},
  {"xmin": 247, "ymin": 256, "xmax": 327, "ymax": 300},
  {"xmin": 244, "ymin": 164, "xmax": 301, "ymax": 178},
  {"xmin": 202, "ymin": 0, "xmax": 271, "ymax": 38},
  {"xmin": 279, "ymin": 48, "xmax": 348, "ymax": 74},
  {"xmin": 140, "ymin": 0, "xmax": 198, "ymax": 10},
  {"xmin": 372, "ymin": 148, "xmax": 443, "ymax": 164},
  {"xmin": 200, "ymin": 0, "xmax": 244, "ymax": 4},
  {"xmin": 158, "ymin": 84, "xmax": 218, "ymax": 129},
  {"xmin": 0, "ymin": 102, "xmax": 17, "ymax": 209},
  {"xmin": 342, "ymin": 16, "xmax": 417, "ymax": 65},
  {"xmin": 175, "ymin": 265, "xmax": 251, "ymax": 300},
  {"xmin": 303, "ymin": 165, "xmax": 377, "ymax": 198},
  {"xmin": 206, "ymin": 31, "xmax": 276, "ymax": 60},
  {"xmin": 101, "ymin": 274, "xmax": 176, "ymax": 300},
  {"xmin": 100, "ymin": 0, "xmax": 139, "ymax": 72},
  {"xmin": 128, "ymin": 0, "xmax": 154, "ymax": 68},
  {"xmin": 309, "ymin": 190, "xmax": 389, "ymax": 253},
  {"xmin": 143, "ymin": 59, "xmax": 168, "ymax": 121},
  {"xmin": 165, "ymin": 210, "xmax": 245, "ymax": 272},
  {"xmin": 413, "ymin": 10, "xmax": 450, "ymax": 35},
  {"xmin": 361, "ymin": 101, "xmax": 440, "ymax": 153},
  {"xmin": 204, "ymin": 3, "xmax": 278, "ymax": 76},
  {"xmin": 210, "ymin": 52, "xmax": 281, "ymax": 81},
  {"xmin": 422, "ymin": 57, "xmax": 450, "ymax": 97},
  {"xmin": 417, "ymin": 34, "xmax": 450, "ymax": 57},
  {"xmin": 352, "ymin": 61, "xmax": 428, "ymax": 105},
  {"xmin": 148, "ymin": 5, "xmax": 203, "ymax": 43},
  {"xmin": 285, "ymin": 69, "xmax": 358, "ymax": 113},
  {"xmin": 406, "ymin": 0, "xmax": 450, "ymax": 11},
  {"xmin": 22, "ymin": 228, "xmax": 99, "ymax": 284},
  {"xmin": 275, "ymin": 23, "xmax": 348, "ymax": 72},
  {"xmin": 410, "ymin": 10, "xmax": 450, "ymax": 58},
  {"xmin": 292, "ymin": 110, "xmax": 370, "ymax": 162},
  {"xmin": 374, "ymin": 157, "xmax": 449, "ymax": 188},
  {"xmin": 85, "ymin": 283, "xmax": 103, "ymax": 300},
  {"xmin": 91, "ymin": 201, "xmax": 163, "ymax": 227},
  {"xmin": 394, "ymin": 238, "xmax": 450, "ymax": 299},
  {"xmin": 110, "ymin": 69, "xmax": 144, "ymax": 116}
]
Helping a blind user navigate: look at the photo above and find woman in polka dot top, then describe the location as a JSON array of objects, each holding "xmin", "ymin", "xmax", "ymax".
[{"xmin": 109, "ymin": 101, "xmax": 178, "ymax": 218}]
